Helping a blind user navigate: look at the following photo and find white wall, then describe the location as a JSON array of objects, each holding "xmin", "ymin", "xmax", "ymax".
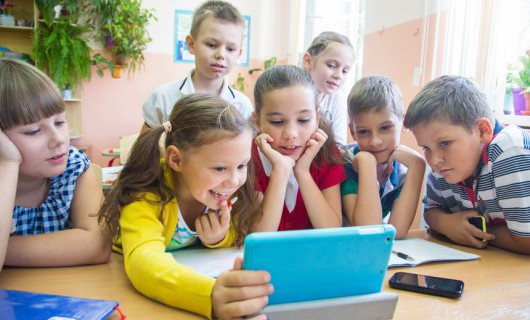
[
  {"xmin": 364, "ymin": 0, "xmax": 444, "ymax": 34},
  {"xmin": 142, "ymin": 0, "xmax": 291, "ymax": 60}
]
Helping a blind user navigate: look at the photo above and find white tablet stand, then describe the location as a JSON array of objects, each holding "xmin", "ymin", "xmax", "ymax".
[{"xmin": 258, "ymin": 292, "xmax": 398, "ymax": 320}]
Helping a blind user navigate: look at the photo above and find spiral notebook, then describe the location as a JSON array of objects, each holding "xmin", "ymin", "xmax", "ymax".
[
  {"xmin": 388, "ymin": 238, "xmax": 479, "ymax": 267},
  {"xmin": 0, "ymin": 289, "xmax": 121, "ymax": 320}
]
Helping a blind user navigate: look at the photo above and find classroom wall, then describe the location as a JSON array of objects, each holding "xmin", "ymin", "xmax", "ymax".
[
  {"xmin": 78, "ymin": 0, "xmax": 447, "ymax": 171},
  {"xmin": 77, "ymin": 0, "xmax": 292, "ymax": 166},
  {"xmin": 363, "ymin": 2, "xmax": 447, "ymax": 154}
]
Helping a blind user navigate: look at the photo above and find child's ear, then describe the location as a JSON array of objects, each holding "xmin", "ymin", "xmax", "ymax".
[
  {"xmin": 185, "ymin": 35, "xmax": 196, "ymax": 54},
  {"xmin": 302, "ymin": 52, "xmax": 312, "ymax": 70},
  {"xmin": 477, "ymin": 118, "xmax": 493, "ymax": 144},
  {"xmin": 166, "ymin": 145, "xmax": 183, "ymax": 171}
]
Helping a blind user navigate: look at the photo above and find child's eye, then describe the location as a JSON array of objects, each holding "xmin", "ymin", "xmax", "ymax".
[
  {"xmin": 24, "ymin": 129, "xmax": 40, "ymax": 136},
  {"xmin": 342, "ymin": 69, "xmax": 350, "ymax": 75},
  {"xmin": 439, "ymin": 141, "xmax": 451, "ymax": 148},
  {"xmin": 206, "ymin": 43, "xmax": 216, "ymax": 48},
  {"xmin": 355, "ymin": 129, "xmax": 369, "ymax": 136},
  {"xmin": 269, "ymin": 120, "xmax": 283, "ymax": 126},
  {"xmin": 214, "ymin": 167, "xmax": 227, "ymax": 172},
  {"xmin": 380, "ymin": 125, "xmax": 393, "ymax": 132},
  {"xmin": 298, "ymin": 118, "xmax": 311, "ymax": 124},
  {"xmin": 227, "ymin": 47, "xmax": 236, "ymax": 53},
  {"xmin": 237, "ymin": 163, "xmax": 248, "ymax": 170},
  {"xmin": 55, "ymin": 121, "xmax": 67, "ymax": 127},
  {"xmin": 422, "ymin": 146, "xmax": 430, "ymax": 153},
  {"xmin": 327, "ymin": 63, "xmax": 337, "ymax": 69}
]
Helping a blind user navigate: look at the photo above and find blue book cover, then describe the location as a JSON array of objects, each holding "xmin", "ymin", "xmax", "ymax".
[{"xmin": 0, "ymin": 289, "xmax": 119, "ymax": 320}]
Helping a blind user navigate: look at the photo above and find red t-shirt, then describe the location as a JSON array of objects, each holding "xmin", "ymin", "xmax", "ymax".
[{"xmin": 252, "ymin": 144, "xmax": 346, "ymax": 230}]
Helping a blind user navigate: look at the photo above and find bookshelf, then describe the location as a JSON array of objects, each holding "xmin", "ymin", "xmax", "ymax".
[{"xmin": 1, "ymin": 0, "xmax": 83, "ymax": 139}]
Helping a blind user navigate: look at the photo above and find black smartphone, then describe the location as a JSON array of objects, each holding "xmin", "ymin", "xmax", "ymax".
[
  {"xmin": 468, "ymin": 216, "xmax": 487, "ymax": 242},
  {"xmin": 388, "ymin": 272, "xmax": 464, "ymax": 298},
  {"xmin": 469, "ymin": 216, "xmax": 486, "ymax": 231}
]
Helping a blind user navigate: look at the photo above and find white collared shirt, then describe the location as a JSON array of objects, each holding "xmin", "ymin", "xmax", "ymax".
[
  {"xmin": 142, "ymin": 69, "xmax": 253, "ymax": 127},
  {"xmin": 258, "ymin": 149, "xmax": 299, "ymax": 213}
]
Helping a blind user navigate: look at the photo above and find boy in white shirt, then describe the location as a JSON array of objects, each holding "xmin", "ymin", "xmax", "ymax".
[{"xmin": 142, "ymin": 0, "xmax": 253, "ymax": 130}]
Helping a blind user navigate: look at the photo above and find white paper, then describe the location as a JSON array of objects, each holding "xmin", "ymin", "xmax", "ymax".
[{"xmin": 172, "ymin": 247, "xmax": 244, "ymax": 278}]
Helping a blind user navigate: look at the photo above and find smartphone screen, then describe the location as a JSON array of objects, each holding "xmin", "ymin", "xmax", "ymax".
[
  {"xmin": 468, "ymin": 216, "xmax": 486, "ymax": 231},
  {"xmin": 389, "ymin": 272, "xmax": 464, "ymax": 298},
  {"xmin": 468, "ymin": 216, "xmax": 487, "ymax": 242}
]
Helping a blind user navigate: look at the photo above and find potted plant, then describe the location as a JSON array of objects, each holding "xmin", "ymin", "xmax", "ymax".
[
  {"xmin": 101, "ymin": 0, "xmax": 156, "ymax": 74},
  {"xmin": 505, "ymin": 63, "xmax": 520, "ymax": 115},
  {"xmin": 232, "ymin": 57, "xmax": 277, "ymax": 92},
  {"xmin": 514, "ymin": 52, "xmax": 530, "ymax": 114},
  {"xmin": 33, "ymin": 15, "xmax": 92, "ymax": 92},
  {"xmin": 91, "ymin": 53, "xmax": 116, "ymax": 77}
]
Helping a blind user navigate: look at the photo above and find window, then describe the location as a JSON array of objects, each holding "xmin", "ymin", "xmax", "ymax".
[{"xmin": 293, "ymin": 0, "xmax": 365, "ymax": 88}]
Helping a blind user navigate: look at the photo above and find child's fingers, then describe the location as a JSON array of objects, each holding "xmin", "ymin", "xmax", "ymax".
[
  {"xmin": 469, "ymin": 227, "xmax": 495, "ymax": 242},
  {"xmin": 314, "ymin": 128, "xmax": 327, "ymax": 141},
  {"xmin": 221, "ymin": 295, "xmax": 270, "ymax": 318},
  {"xmin": 467, "ymin": 235, "xmax": 489, "ymax": 249},
  {"xmin": 255, "ymin": 133, "xmax": 273, "ymax": 149},
  {"xmin": 219, "ymin": 201, "xmax": 231, "ymax": 228},
  {"xmin": 195, "ymin": 214, "xmax": 215, "ymax": 236},
  {"xmin": 195, "ymin": 218, "xmax": 204, "ymax": 236},
  {"xmin": 232, "ymin": 256, "xmax": 243, "ymax": 271},
  {"xmin": 221, "ymin": 282, "xmax": 274, "ymax": 302},
  {"xmin": 205, "ymin": 211, "xmax": 221, "ymax": 230},
  {"xmin": 306, "ymin": 138, "xmax": 318, "ymax": 148},
  {"xmin": 219, "ymin": 270, "xmax": 271, "ymax": 287}
]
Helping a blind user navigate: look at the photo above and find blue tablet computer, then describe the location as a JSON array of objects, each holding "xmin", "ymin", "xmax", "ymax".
[{"xmin": 243, "ymin": 225, "xmax": 395, "ymax": 305}]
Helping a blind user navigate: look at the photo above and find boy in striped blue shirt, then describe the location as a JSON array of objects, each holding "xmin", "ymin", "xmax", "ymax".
[{"xmin": 404, "ymin": 75, "xmax": 530, "ymax": 255}]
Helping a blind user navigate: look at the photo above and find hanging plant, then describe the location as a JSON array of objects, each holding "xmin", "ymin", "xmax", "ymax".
[
  {"xmin": 33, "ymin": 17, "xmax": 92, "ymax": 91},
  {"xmin": 101, "ymin": 0, "xmax": 156, "ymax": 74}
]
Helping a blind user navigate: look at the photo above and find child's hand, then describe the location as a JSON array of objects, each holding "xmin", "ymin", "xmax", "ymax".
[
  {"xmin": 0, "ymin": 129, "xmax": 21, "ymax": 164},
  {"xmin": 350, "ymin": 151, "xmax": 377, "ymax": 173},
  {"xmin": 212, "ymin": 257, "xmax": 272, "ymax": 320},
  {"xmin": 255, "ymin": 133, "xmax": 295, "ymax": 172},
  {"xmin": 386, "ymin": 145, "xmax": 424, "ymax": 174},
  {"xmin": 439, "ymin": 210, "xmax": 495, "ymax": 249},
  {"xmin": 196, "ymin": 201, "xmax": 231, "ymax": 245},
  {"xmin": 294, "ymin": 128, "xmax": 327, "ymax": 175}
]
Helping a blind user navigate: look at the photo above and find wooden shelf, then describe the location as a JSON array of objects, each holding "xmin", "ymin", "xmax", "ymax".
[
  {"xmin": 3, "ymin": 0, "xmax": 84, "ymax": 140},
  {"xmin": 0, "ymin": 25, "xmax": 34, "ymax": 31}
]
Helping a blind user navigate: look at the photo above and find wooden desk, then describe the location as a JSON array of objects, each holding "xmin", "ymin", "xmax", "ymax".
[
  {"xmin": 387, "ymin": 230, "xmax": 530, "ymax": 319},
  {"xmin": 0, "ymin": 230, "xmax": 528, "ymax": 319},
  {"xmin": 0, "ymin": 255, "xmax": 197, "ymax": 320}
]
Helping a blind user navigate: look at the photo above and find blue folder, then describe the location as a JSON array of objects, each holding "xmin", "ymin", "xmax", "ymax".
[
  {"xmin": 0, "ymin": 289, "xmax": 119, "ymax": 320},
  {"xmin": 243, "ymin": 225, "xmax": 395, "ymax": 305}
]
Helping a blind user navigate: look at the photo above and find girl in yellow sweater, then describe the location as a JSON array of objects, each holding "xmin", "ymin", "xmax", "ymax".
[{"xmin": 99, "ymin": 94, "xmax": 271, "ymax": 319}]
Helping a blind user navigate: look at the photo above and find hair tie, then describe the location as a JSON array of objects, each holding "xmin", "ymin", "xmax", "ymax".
[{"xmin": 162, "ymin": 121, "xmax": 172, "ymax": 133}]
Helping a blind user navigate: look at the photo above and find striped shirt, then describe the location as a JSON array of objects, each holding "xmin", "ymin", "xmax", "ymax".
[{"xmin": 426, "ymin": 125, "xmax": 530, "ymax": 237}]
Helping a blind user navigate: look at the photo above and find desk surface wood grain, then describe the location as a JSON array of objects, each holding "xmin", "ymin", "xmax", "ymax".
[{"xmin": 0, "ymin": 230, "xmax": 528, "ymax": 319}]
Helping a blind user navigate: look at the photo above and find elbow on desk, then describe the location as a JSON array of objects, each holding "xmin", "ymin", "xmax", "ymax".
[{"xmin": 85, "ymin": 239, "xmax": 113, "ymax": 265}]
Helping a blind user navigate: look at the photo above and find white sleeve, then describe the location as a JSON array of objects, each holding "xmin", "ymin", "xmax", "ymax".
[
  {"xmin": 326, "ymin": 93, "xmax": 348, "ymax": 145},
  {"xmin": 142, "ymin": 91, "xmax": 163, "ymax": 128}
]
